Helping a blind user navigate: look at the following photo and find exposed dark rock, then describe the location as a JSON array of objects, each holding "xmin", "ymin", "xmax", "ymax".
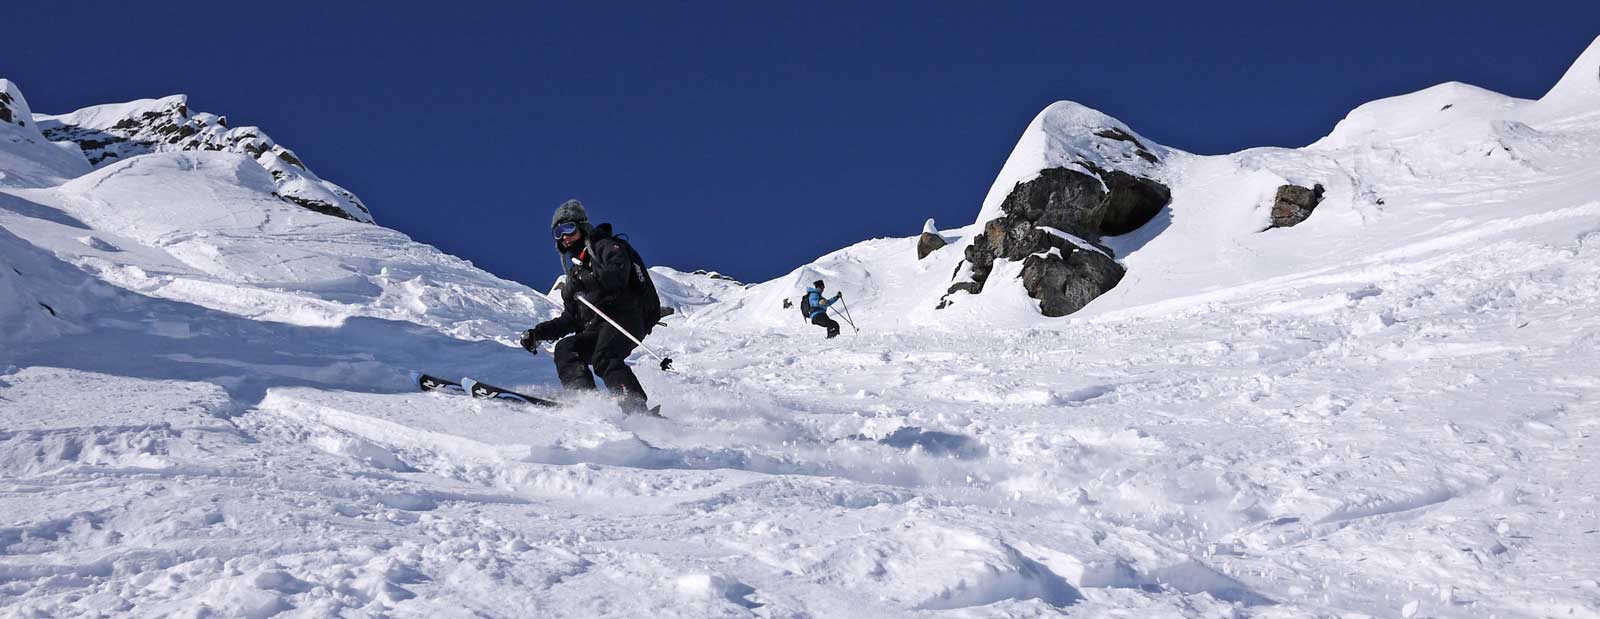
[
  {"xmin": 941, "ymin": 164, "xmax": 1168, "ymax": 316},
  {"xmin": 0, "ymin": 90, "xmax": 17, "ymax": 126},
  {"xmin": 275, "ymin": 193, "xmax": 359, "ymax": 222},
  {"xmin": 1094, "ymin": 168, "xmax": 1173, "ymax": 236},
  {"xmin": 1268, "ymin": 183, "xmax": 1325, "ymax": 229},
  {"xmin": 917, "ymin": 232, "xmax": 948, "ymax": 259},
  {"xmin": 997, "ymin": 168, "xmax": 1108, "ymax": 240},
  {"xmin": 1022, "ymin": 247, "xmax": 1125, "ymax": 317},
  {"xmin": 690, "ymin": 269, "xmax": 742, "ymax": 284},
  {"xmin": 277, "ymin": 150, "xmax": 305, "ymax": 170},
  {"xmin": 1093, "ymin": 128, "xmax": 1159, "ymax": 163}
]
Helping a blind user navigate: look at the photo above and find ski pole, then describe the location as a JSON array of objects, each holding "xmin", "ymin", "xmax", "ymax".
[
  {"xmin": 835, "ymin": 294, "xmax": 860, "ymax": 333},
  {"xmin": 575, "ymin": 294, "xmax": 676, "ymax": 371},
  {"xmin": 829, "ymin": 305, "xmax": 858, "ymax": 334}
]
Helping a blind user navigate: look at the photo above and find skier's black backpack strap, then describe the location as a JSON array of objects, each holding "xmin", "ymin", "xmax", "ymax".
[{"xmin": 611, "ymin": 233, "xmax": 662, "ymax": 335}]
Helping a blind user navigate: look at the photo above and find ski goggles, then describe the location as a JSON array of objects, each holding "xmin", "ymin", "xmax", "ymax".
[{"xmin": 552, "ymin": 221, "xmax": 581, "ymax": 239}]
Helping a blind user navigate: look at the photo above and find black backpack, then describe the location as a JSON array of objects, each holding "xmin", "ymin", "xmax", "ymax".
[
  {"xmin": 611, "ymin": 234, "xmax": 662, "ymax": 335},
  {"xmin": 799, "ymin": 292, "xmax": 812, "ymax": 319}
]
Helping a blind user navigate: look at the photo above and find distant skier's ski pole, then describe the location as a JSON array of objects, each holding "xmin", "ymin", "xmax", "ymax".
[
  {"xmin": 575, "ymin": 294, "xmax": 676, "ymax": 371},
  {"xmin": 834, "ymin": 293, "xmax": 860, "ymax": 333}
]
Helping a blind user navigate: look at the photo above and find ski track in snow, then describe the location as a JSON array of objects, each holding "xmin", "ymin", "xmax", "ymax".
[{"xmin": 6, "ymin": 47, "xmax": 1600, "ymax": 617}]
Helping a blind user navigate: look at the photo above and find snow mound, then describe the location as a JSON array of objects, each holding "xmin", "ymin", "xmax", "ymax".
[
  {"xmin": 648, "ymin": 266, "xmax": 748, "ymax": 315},
  {"xmin": 824, "ymin": 519, "xmax": 1081, "ymax": 610},
  {"xmin": 1311, "ymin": 81, "xmax": 1529, "ymax": 150},
  {"xmin": 686, "ymin": 229, "xmax": 990, "ymax": 331}
]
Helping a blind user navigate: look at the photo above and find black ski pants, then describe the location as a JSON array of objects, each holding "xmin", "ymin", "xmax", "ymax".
[
  {"xmin": 552, "ymin": 310, "xmax": 649, "ymax": 408},
  {"xmin": 810, "ymin": 312, "xmax": 840, "ymax": 338}
]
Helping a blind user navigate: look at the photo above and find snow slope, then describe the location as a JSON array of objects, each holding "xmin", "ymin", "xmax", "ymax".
[{"xmin": 4, "ymin": 37, "xmax": 1600, "ymax": 619}]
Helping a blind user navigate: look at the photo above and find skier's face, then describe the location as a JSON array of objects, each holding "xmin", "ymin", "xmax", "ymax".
[{"xmin": 559, "ymin": 230, "xmax": 582, "ymax": 250}]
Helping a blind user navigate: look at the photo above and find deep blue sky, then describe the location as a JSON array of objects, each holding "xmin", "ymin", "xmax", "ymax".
[{"xmin": 6, "ymin": 3, "xmax": 1597, "ymax": 287}]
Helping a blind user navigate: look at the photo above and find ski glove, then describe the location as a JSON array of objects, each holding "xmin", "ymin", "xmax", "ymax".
[{"xmin": 523, "ymin": 321, "xmax": 563, "ymax": 351}]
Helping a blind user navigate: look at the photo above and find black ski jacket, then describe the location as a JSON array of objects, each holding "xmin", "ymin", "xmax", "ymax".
[{"xmin": 542, "ymin": 223, "xmax": 660, "ymax": 338}]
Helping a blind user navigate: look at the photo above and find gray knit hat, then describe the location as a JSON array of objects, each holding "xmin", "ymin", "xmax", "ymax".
[{"xmin": 551, "ymin": 199, "xmax": 589, "ymax": 230}]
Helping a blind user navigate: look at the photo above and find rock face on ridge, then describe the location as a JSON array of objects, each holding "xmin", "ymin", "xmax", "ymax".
[{"xmin": 34, "ymin": 95, "xmax": 373, "ymax": 223}]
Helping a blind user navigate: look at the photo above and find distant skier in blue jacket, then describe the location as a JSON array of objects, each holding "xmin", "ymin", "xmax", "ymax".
[{"xmin": 803, "ymin": 279, "xmax": 842, "ymax": 338}]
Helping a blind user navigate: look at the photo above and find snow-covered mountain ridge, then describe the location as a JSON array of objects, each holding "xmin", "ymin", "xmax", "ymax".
[
  {"xmin": 4, "ymin": 37, "xmax": 1600, "ymax": 618},
  {"xmin": 36, "ymin": 93, "xmax": 373, "ymax": 223},
  {"xmin": 688, "ymin": 34, "xmax": 1600, "ymax": 332}
]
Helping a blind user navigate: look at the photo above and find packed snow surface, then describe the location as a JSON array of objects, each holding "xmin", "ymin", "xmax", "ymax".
[{"xmin": 4, "ymin": 37, "xmax": 1600, "ymax": 618}]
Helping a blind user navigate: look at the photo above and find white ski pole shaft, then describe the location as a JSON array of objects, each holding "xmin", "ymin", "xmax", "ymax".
[
  {"xmin": 576, "ymin": 294, "xmax": 675, "ymax": 371},
  {"xmin": 832, "ymin": 297, "xmax": 859, "ymax": 332}
]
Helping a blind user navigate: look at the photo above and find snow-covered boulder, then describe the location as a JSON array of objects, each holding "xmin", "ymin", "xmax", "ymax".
[
  {"xmin": 1268, "ymin": 182, "xmax": 1325, "ymax": 229},
  {"xmin": 942, "ymin": 102, "xmax": 1172, "ymax": 317},
  {"xmin": 917, "ymin": 218, "xmax": 948, "ymax": 259},
  {"xmin": 34, "ymin": 95, "xmax": 373, "ymax": 223}
]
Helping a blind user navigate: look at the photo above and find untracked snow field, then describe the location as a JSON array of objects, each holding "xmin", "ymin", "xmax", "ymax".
[{"xmin": 5, "ymin": 42, "xmax": 1600, "ymax": 618}]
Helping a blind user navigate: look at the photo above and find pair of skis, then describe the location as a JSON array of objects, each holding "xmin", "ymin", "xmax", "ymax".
[
  {"xmin": 415, "ymin": 373, "xmax": 560, "ymax": 407},
  {"xmin": 414, "ymin": 372, "xmax": 665, "ymax": 417}
]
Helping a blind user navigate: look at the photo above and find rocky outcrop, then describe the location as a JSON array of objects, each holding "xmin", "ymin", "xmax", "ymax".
[
  {"xmin": 917, "ymin": 219, "xmax": 949, "ymax": 259},
  {"xmin": 1092, "ymin": 128, "xmax": 1159, "ymax": 164},
  {"xmin": 0, "ymin": 88, "xmax": 22, "ymax": 127},
  {"xmin": 34, "ymin": 96, "xmax": 373, "ymax": 223},
  {"xmin": 691, "ymin": 269, "xmax": 743, "ymax": 284},
  {"xmin": 942, "ymin": 166, "xmax": 1169, "ymax": 317},
  {"xmin": 917, "ymin": 233, "xmax": 947, "ymax": 259},
  {"xmin": 1090, "ymin": 165, "xmax": 1173, "ymax": 236},
  {"xmin": 1268, "ymin": 183, "xmax": 1324, "ymax": 228}
]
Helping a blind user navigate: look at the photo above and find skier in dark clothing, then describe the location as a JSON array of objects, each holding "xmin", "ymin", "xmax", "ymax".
[
  {"xmin": 521, "ymin": 199, "xmax": 661, "ymax": 414},
  {"xmin": 805, "ymin": 280, "xmax": 842, "ymax": 338}
]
